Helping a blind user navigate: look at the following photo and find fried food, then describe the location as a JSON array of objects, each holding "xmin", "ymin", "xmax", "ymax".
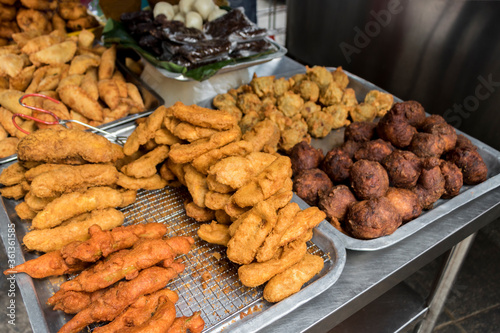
[
  {"xmin": 24, "ymin": 208, "xmax": 125, "ymax": 252},
  {"xmin": 30, "ymin": 164, "xmax": 118, "ymax": 198},
  {"xmin": 289, "ymin": 140, "xmax": 324, "ymax": 176},
  {"xmin": 307, "ymin": 65, "xmax": 333, "ymax": 90},
  {"xmin": 18, "ymin": 129, "xmax": 124, "ymax": 164},
  {"xmin": 455, "ymin": 134, "xmax": 476, "ymax": 150},
  {"xmin": 346, "ymin": 197, "xmax": 402, "ymax": 239},
  {"xmin": 392, "ymin": 101, "xmax": 426, "ymax": 127},
  {"xmin": 350, "ymin": 102, "xmax": 377, "ymax": 123},
  {"xmin": 232, "ymin": 156, "xmax": 292, "ymax": 208},
  {"xmin": 238, "ymin": 110, "xmax": 260, "ymax": 134},
  {"xmin": 439, "ymin": 160, "xmax": 463, "ymax": 198},
  {"xmin": 364, "ymin": 90, "xmax": 394, "ymax": 117},
  {"xmin": 66, "ymin": 15, "xmax": 99, "ymax": 31},
  {"xmin": 238, "ymin": 238, "xmax": 307, "ymax": 287},
  {"xmin": 382, "ymin": 150, "xmax": 422, "ymax": 189},
  {"xmin": 183, "ymin": 164, "xmax": 208, "ymax": 208},
  {"xmin": 172, "ymin": 121, "xmax": 220, "ymax": 142},
  {"xmin": 16, "ymin": 9, "xmax": 49, "ymax": 33},
  {"xmin": 165, "ymin": 312, "xmax": 205, "ymax": 333},
  {"xmin": 344, "ymin": 121, "xmax": 377, "ymax": 142},
  {"xmin": 306, "ymin": 110, "xmax": 334, "ymax": 138},
  {"xmin": 59, "ymin": 85, "xmax": 103, "ymax": 121},
  {"xmin": 170, "ymin": 101, "xmax": 237, "ymax": 130},
  {"xmin": 377, "ymin": 110, "xmax": 417, "ymax": 148},
  {"xmin": 169, "ymin": 126, "xmax": 241, "ymax": 164},
  {"xmin": 9, "ymin": 65, "xmax": 36, "ymax": 91},
  {"xmin": 69, "ymin": 54, "xmax": 100, "ymax": 75},
  {"xmin": 321, "ymin": 147, "xmax": 353, "ymax": 183},
  {"xmin": 413, "ymin": 157, "xmax": 445, "ymax": 209},
  {"xmin": 98, "ymin": 44, "xmax": 116, "ymax": 80},
  {"xmin": 446, "ymin": 146, "xmax": 487, "ymax": 185},
  {"xmin": 237, "ymin": 92, "xmax": 262, "ymax": 114},
  {"xmin": 0, "ymin": 89, "xmax": 33, "ymax": 116},
  {"xmin": 279, "ymin": 207, "xmax": 325, "ymax": 246},
  {"xmin": 29, "ymin": 40, "xmax": 77, "ymax": 65},
  {"xmin": 24, "ymin": 191, "xmax": 55, "ymax": 211},
  {"xmin": 318, "ymin": 185, "xmax": 357, "ymax": 222},
  {"xmin": 121, "ymin": 145, "xmax": 169, "ymax": 179},
  {"xmin": 31, "ymin": 187, "xmax": 127, "ymax": 229},
  {"xmin": 20, "ymin": 34, "xmax": 63, "ymax": 54},
  {"xmin": 263, "ymin": 253, "xmax": 324, "ymax": 303},
  {"xmin": 117, "ymin": 172, "xmax": 168, "ymax": 190},
  {"xmin": 124, "ymin": 106, "xmax": 167, "ymax": 156},
  {"xmin": 298, "ymin": 80, "xmax": 320, "ymax": 102},
  {"xmin": 191, "ymin": 140, "xmax": 254, "ymax": 174},
  {"xmin": 409, "ymin": 132, "xmax": 446, "ymax": 158},
  {"xmin": 242, "ymin": 119, "xmax": 280, "ymax": 152},
  {"xmin": 350, "ymin": 160, "xmax": 389, "ymax": 200},
  {"xmin": 184, "ymin": 200, "xmax": 215, "ymax": 222},
  {"xmin": 206, "ymin": 174, "xmax": 233, "ymax": 193},
  {"xmin": 354, "ymin": 139, "xmax": 394, "ymax": 163},
  {"xmin": 57, "ymin": 266, "xmax": 184, "ymax": 333},
  {"xmin": 0, "ymin": 54, "xmax": 24, "ymax": 77},
  {"xmin": 293, "ymin": 168, "xmax": 332, "ymax": 206},
  {"xmin": 204, "ymin": 191, "xmax": 231, "ymax": 211},
  {"xmin": 0, "ymin": 162, "xmax": 26, "ymax": 186},
  {"xmin": 384, "ymin": 187, "xmax": 422, "ymax": 222},
  {"xmin": 0, "ymin": 184, "xmax": 28, "ymax": 199},
  {"xmin": 15, "ymin": 202, "xmax": 37, "ymax": 220},
  {"xmin": 277, "ymin": 91, "xmax": 303, "ymax": 117},
  {"xmin": 424, "ymin": 122, "xmax": 457, "ymax": 152},
  {"xmin": 197, "ymin": 221, "xmax": 230, "ymax": 246}
]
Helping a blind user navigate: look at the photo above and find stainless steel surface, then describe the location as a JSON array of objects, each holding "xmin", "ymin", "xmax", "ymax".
[
  {"xmin": 286, "ymin": 0, "xmax": 500, "ymax": 152},
  {"xmin": 415, "ymin": 233, "xmax": 476, "ymax": 333}
]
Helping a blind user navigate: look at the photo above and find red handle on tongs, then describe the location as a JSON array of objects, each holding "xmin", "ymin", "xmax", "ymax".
[{"xmin": 12, "ymin": 93, "xmax": 65, "ymax": 134}]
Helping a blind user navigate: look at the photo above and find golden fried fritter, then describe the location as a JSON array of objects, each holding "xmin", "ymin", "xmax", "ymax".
[{"xmin": 197, "ymin": 221, "xmax": 230, "ymax": 246}]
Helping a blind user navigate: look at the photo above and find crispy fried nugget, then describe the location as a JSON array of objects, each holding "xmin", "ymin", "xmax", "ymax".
[
  {"xmin": 15, "ymin": 202, "xmax": 37, "ymax": 220},
  {"xmin": 242, "ymin": 119, "xmax": 280, "ymax": 152},
  {"xmin": 172, "ymin": 121, "xmax": 220, "ymax": 142},
  {"xmin": 0, "ymin": 184, "xmax": 28, "ymax": 199},
  {"xmin": 0, "ymin": 137, "xmax": 19, "ymax": 158},
  {"xmin": 123, "ymin": 106, "xmax": 167, "ymax": 156},
  {"xmin": 24, "ymin": 191, "xmax": 55, "ymax": 211},
  {"xmin": 0, "ymin": 54, "xmax": 24, "ymax": 77},
  {"xmin": 170, "ymin": 101, "xmax": 237, "ymax": 130},
  {"xmin": 67, "ymin": 15, "xmax": 99, "ymax": 32},
  {"xmin": 58, "ymin": 84, "xmax": 103, "ymax": 121},
  {"xmin": 184, "ymin": 164, "xmax": 208, "ymax": 208},
  {"xmin": 0, "ymin": 107, "xmax": 26, "ymax": 139},
  {"xmin": 30, "ymin": 164, "xmax": 118, "ymax": 198},
  {"xmin": 279, "ymin": 207, "xmax": 325, "ymax": 246},
  {"xmin": 232, "ymin": 156, "xmax": 292, "ymax": 208},
  {"xmin": 29, "ymin": 40, "xmax": 77, "ymax": 65},
  {"xmin": 9, "ymin": 65, "xmax": 36, "ymax": 91},
  {"xmin": 20, "ymin": 0, "xmax": 57, "ymax": 10},
  {"xmin": 155, "ymin": 128, "xmax": 183, "ymax": 145},
  {"xmin": 238, "ymin": 238, "xmax": 307, "ymax": 287},
  {"xmin": 117, "ymin": 172, "xmax": 167, "ymax": 190},
  {"xmin": 204, "ymin": 191, "xmax": 232, "ymax": 211},
  {"xmin": 98, "ymin": 44, "xmax": 116, "ymax": 80},
  {"xmin": 206, "ymin": 174, "xmax": 234, "ymax": 193},
  {"xmin": 263, "ymin": 253, "xmax": 324, "ymax": 303},
  {"xmin": 184, "ymin": 200, "xmax": 215, "ymax": 222},
  {"xmin": 0, "ymin": 162, "xmax": 26, "ymax": 186},
  {"xmin": 24, "ymin": 163, "xmax": 65, "ymax": 181},
  {"xmin": 97, "ymin": 78, "xmax": 120, "ymax": 109},
  {"xmin": 191, "ymin": 140, "xmax": 254, "ymax": 174},
  {"xmin": 17, "ymin": 129, "xmax": 124, "ymax": 164},
  {"xmin": 24, "ymin": 208, "xmax": 124, "ymax": 252},
  {"xmin": 197, "ymin": 221, "xmax": 230, "ymax": 246},
  {"xmin": 121, "ymin": 145, "xmax": 169, "ymax": 179},
  {"xmin": 169, "ymin": 126, "xmax": 241, "ymax": 164},
  {"xmin": 16, "ymin": 9, "xmax": 48, "ymax": 34},
  {"xmin": 31, "ymin": 187, "xmax": 126, "ymax": 229}
]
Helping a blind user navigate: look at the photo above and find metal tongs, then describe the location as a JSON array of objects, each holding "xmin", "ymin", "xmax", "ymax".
[{"xmin": 12, "ymin": 93, "xmax": 127, "ymax": 146}]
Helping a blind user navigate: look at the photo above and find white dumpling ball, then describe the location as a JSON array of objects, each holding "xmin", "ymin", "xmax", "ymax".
[
  {"xmin": 153, "ymin": 2, "xmax": 175, "ymax": 20},
  {"xmin": 173, "ymin": 5, "xmax": 179, "ymax": 14},
  {"xmin": 173, "ymin": 12, "xmax": 185, "ymax": 23},
  {"xmin": 193, "ymin": 0, "xmax": 215, "ymax": 20},
  {"xmin": 208, "ymin": 7, "xmax": 228, "ymax": 21},
  {"xmin": 179, "ymin": 0, "xmax": 196, "ymax": 14},
  {"xmin": 185, "ymin": 11, "xmax": 203, "ymax": 30}
]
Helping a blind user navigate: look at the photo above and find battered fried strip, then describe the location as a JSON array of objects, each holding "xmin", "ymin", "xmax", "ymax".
[
  {"xmin": 120, "ymin": 297, "xmax": 177, "ymax": 333},
  {"xmin": 0, "ymin": 162, "xmax": 26, "ymax": 186},
  {"xmin": 14, "ymin": 202, "xmax": 36, "ymax": 220},
  {"xmin": 232, "ymin": 156, "xmax": 292, "ymax": 208},
  {"xmin": 197, "ymin": 221, "xmax": 230, "ymax": 246},
  {"xmin": 0, "ymin": 184, "xmax": 27, "ymax": 199},
  {"xmin": 30, "ymin": 164, "xmax": 118, "ymax": 198},
  {"xmin": 183, "ymin": 164, "xmax": 208, "ymax": 208},
  {"xmin": 24, "ymin": 191, "xmax": 56, "ymax": 211},
  {"xmin": 31, "ymin": 187, "xmax": 126, "ymax": 229},
  {"xmin": 123, "ymin": 106, "xmax": 167, "ymax": 156},
  {"xmin": 58, "ymin": 236, "xmax": 194, "ymax": 292},
  {"xmin": 94, "ymin": 290, "xmax": 179, "ymax": 333},
  {"xmin": 117, "ymin": 173, "xmax": 168, "ymax": 190},
  {"xmin": 279, "ymin": 207, "xmax": 326, "ymax": 246},
  {"xmin": 263, "ymin": 254, "xmax": 324, "ymax": 303},
  {"xmin": 191, "ymin": 140, "xmax": 254, "ymax": 174},
  {"xmin": 57, "ymin": 266, "xmax": 184, "ymax": 333},
  {"xmin": 121, "ymin": 145, "xmax": 169, "ymax": 178},
  {"xmin": 169, "ymin": 101, "xmax": 237, "ymax": 130},
  {"xmin": 165, "ymin": 312, "xmax": 205, "ymax": 333},
  {"xmin": 238, "ymin": 238, "xmax": 308, "ymax": 287},
  {"xmin": 155, "ymin": 128, "xmax": 183, "ymax": 145},
  {"xmin": 24, "ymin": 208, "xmax": 125, "ymax": 252},
  {"xmin": 171, "ymin": 121, "xmax": 220, "ymax": 142},
  {"xmin": 49, "ymin": 289, "xmax": 107, "ymax": 314},
  {"xmin": 242, "ymin": 119, "xmax": 281, "ymax": 152},
  {"xmin": 58, "ymin": 85, "xmax": 104, "ymax": 121},
  {"xmin": 184, "ymin": 200, "xmax": 215, "ymax": 222},
  {"xmin": 168, "ymin": 126, "xmax": 241, "ymax": 164},
  {"xmin": 166, "ymin": 159, "xmax": 186, "ymax": 185},
  {"xmin": 206, "ymin": 174, "xmax": 234, "ymax": 193},
  {"xmin": 204, "ymin": 191, "xmax": 232, "ymax": 211},
  {"xmin": 17, "ymin": 129, "xmax": 124, "ymax": 164},
  {"xmin": 223, "ymin": 197, "xmax": 250, "ymax": 219},
  {"xmin": 256, "ymin": 202, "xmax": 301, "ymax": 263}
]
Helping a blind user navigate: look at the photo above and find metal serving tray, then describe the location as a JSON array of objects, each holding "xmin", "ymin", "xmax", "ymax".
[
  {"xmin": 0, "ymin": 173, "xmax": 345, "ymax": 332},
  {"xmin": 308, "ymin": 69, "xmax": 500, "ymax": 251}
]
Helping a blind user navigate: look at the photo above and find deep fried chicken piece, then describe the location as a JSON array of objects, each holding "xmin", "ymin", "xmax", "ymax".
[
  {"xmin": 424, "ymin": 122, "xmax": 457, "ymax": 152},
  {"xmin": 382, "ymin": 150, "xmax": 422, "ymax": 188},
  {"xmin": 354, "ymin": 139, "xmax": 394, "ymax": 162},
  {"xmin": 293, "ymin": 168, "xmax": 332, "ymax": 206},
  {"xmin": 321, "ymin": 148, "xmax": 353, "ymax": 183},
  {"xmin": 344, "ymin": 121, "xmax": 377, "ymax": 142},
  {"xmin": 384, "ymin": 187, "xmax": 422, "ymax": 222},
  {"xmin": 409, "ymin": 132, "xmax": 446, "ymax": 158},
  {"xmin": 289, "ymin": 141, "xmax": 324, "ymax": 175},
  {"xmin": 446, "ymin": 147, "xmax": 487, "ymax": 185},
  {"xmin": 318, "ymin": 185, "xmax": 357, "ymax": 221},
  {"xmin": 413, "ymin": 157, "xmax": 445, "ymax": 209},
  {"xmin": 439, "ymin": 160, "xmax": 463, "ymax": 198},
  {"xmin": 346, "ymin": 197, "xmax": 402, "ymax": 239},
  {"xmin": 350, "ymin": 160, "xmax": 389, "ymax": 200}
]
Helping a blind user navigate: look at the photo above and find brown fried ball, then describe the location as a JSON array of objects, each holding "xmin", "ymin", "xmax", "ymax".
[
  {"xmin": 384, "ymin": 187, "xmax": 422, "ymax": 222},
  {"xmin": 340, "ymin": 140, "xmax": 362, "ymax": 159},
  {"xmin": 293, "ymin": 168, "xmax": 333, "ymax": 206},
  {"xmin": 289, "ymin": 141, "xmax": 324, "ymax": 175},
  {"xmin": 392, "ymin": 101, "xmax": 426, "ymax": 127},
  {"xmin": 376, "ymin": 111, "xmax": 417, "ymax": 148},
  {"xmin": 439, "ymin": 160, "xmax": 463, "ymax": 198},
  {"xmin": 277, "ymin": 91, "xmax": 304, "ymax": 117},
  {"xmin": 413, "ymin": 157, "xmax": 445, "ymax": 209},
  {"xmin": 346, "ymin": 197, "xmax": 402, "ymax": 239},
  {"xmin": 350, "ymin": 160, "xmax": 389, "ymax": 200},
  {"xmin": 298, "ymin": 80, "xmax": 320, "ymax": 102},
  {"xmin": 420, "ymin": 114, "xmax": 446, "ymax": 132},
  {"xmin": 364, "ymin": 90, "xmax": 394, "ymax": 117},
  {"xmin": 455, "ymin": 134, "xmax": 477, "ymax": 150},
  {"xmin": 319, "ymin": 82, "xmax": 343, "ymax": 106},
  {"xmin": 318, "ymin": 185, "xmax": 357, "ymax": 221},
  {"xmin": 424, "ymin": 122, "xmax": 457, "ymax": 152},
  {"xmin": 213, "ymin": 93, "xmax": 236, "ymax": 109},
  {"xmin": 354, "ymin": 139, "xmax": 394, "ymax": 162},
  {"xmin": 409, "ymin": 133, "xmax": 446, "ymax": 158},
  {"xmin": 344, "ymin": 121, "xmax": 377, "ymax": 142},
  {"xmin": 321, "ymin": 148, "xmax": 353, "ymax": 183},
  {"xmin": 307, "ymin": 111, "xmax": 334, "ymax": 138},
  {"xmin": 300, "ymin": 101, "xmax": 321, "ymax": 120},
  {"xmin": 273, "ymin": 77, "xmax": 290, "ymax": 97},
  {"xmin": 446, "ymin": 147, "xmax": 488, "ymax": 185},
  {"xmin": 382, "ymin": 150, "xmax": 421, "ymax": 188}
]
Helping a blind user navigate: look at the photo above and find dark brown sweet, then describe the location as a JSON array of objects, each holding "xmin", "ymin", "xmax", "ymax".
[
  {"xmin": 384, "ymin": 187, "xmax": 422, "ymax": 222},
  {"xmin": 391, "ymin": 101, "xmax": 426, "ymax": 127},
  {"xmin": 446, "ymin": 147, "xmax": 488, "ymax": 185},
  {"xmin": 382, "ymin": 150, "xmax": 421, "ymax": 188},
  {"xmin": 409, "ymin": 132, "xmax": 446, "ymax": 158},
  {"xmin": 424, "ymin": 122, "xmax": 457, "ymax": 152},
  {"xmin": 439, "ymin": 160, "xmax": 463, "ymax": 198},
  {"xmin": 289, "ymin": 141, "xmax": 324, "ymax": 175},
  {"xmin": 321, "ymin": 148, "xmax": 353, "ymax": 183},
  {"xmin": 344, "ymin": 121, "xmax": 377, "ymax": 142},
  {"xmin": 318, "ymin": 185, "xmax": 357, "ymax": 221},
  {"xmin": 293, "ymin": 168, "xmax": 333, "ymax": 206},
  {"xmin": 350, "ymin": 160, "xmax": 389, "ymax": 200},
  {"xmin": 346, "ymin": 197, "xmax": 402, "ymax": 239},
  {"xmin": 376, "ymin": 111, "xmax": 417, "ymax": 148},
  {"xmin": 354, "ymin": 139, "xmax": 394, "ymax": 163}
]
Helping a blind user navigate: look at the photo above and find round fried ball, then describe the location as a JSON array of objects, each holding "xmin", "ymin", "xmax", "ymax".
[
  {"xmin": 321, "ymin": 148, "xmax": 353, "ymax": 183},
  {"xmin": 344, "ymin": 121, "xmax": 377, "ymax": 142},
  {"xmin": 318, "ymin": 185, "xmax": 357, "ymax": 221},
  {"xmin": 340, "ymin": 140, "xmax": 361, "ymax": 159},
  {"xmin": 384, "ymin": 187, "xmax": 422, "ymax": 222},
  {"xmin": 413, "ymin": 157, "xmax": 445, "ymax": 209},
  {"xmin": 346, "ymin": 197, "xmax": 402, "ymax": 239},
  {"xmin": 455, "ymin": 134, "xmax": 477, "ymax": 150},
  {"xmin": 289, "ymin": 141, "xmax": 324, "ymax": 175},
  {"xmin": 439, "ymin": 160, "xmax": 463, "ymax": 198},
  {"xmin": 293, "ymin": 168, "xmax": 333, "ymax": 206},
  {"xmin": 420, "ymin": 114, "xmax": 446, "ymax": 132},
  {"xmin": 350, "ymin": 160, "xmax": 389, "ymax": 200},
  {"xmin": 424, "ymin": 122, "xmax": 457, "ymax": 152},
  {"xmin": 382, "ymin": 150, "xmax": 422, "ymax": 188},
  {"xmin": 409, "ymin": 132, "xmax": 446, "ymax": 158},
  {"xmin": 446, "ymin": 147, "xmax": 488, "ymax": 185},
  {"xmin": 376, "ymin": 111, "xmax": 417, "ymax": 148},
  {"xmin": 391, "ymin": 101, "xmax": 426, "ymax": 127},
  {"xmin": 354, "ymin": 139, "xmax": 394, "ymax": 162}
]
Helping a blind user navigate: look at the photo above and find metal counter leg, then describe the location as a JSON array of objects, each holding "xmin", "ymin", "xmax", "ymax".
[{"xmin": 416, "ymin": 232, "xmax": 477, "ymax": 333}]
